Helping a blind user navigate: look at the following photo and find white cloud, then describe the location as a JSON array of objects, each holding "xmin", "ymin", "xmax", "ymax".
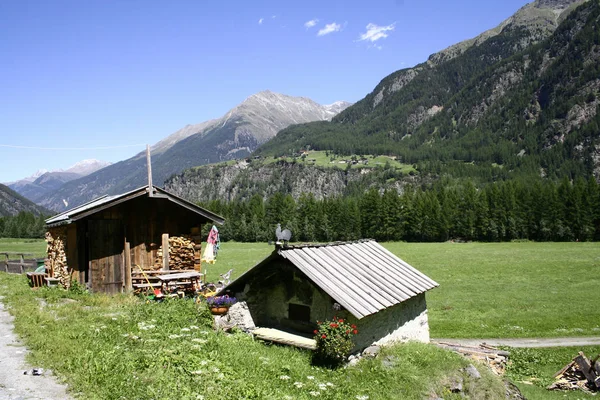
[
  {"xmin": 359, "ymin": 23, "xmax": 395, "ymax": 42},
  {"xmin": 304, "ymin": 19, "xmax": 319, "ymax": 29},
  {"xmin": 258, "ymin": 18, "xmax": 264, "ymax": 25},
  {"xmin": 317, "ymin": 22, "xmax": 341, "ymax": 36}
]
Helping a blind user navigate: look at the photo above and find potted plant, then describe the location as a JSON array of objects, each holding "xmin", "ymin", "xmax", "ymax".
[{"xmin": 206, "ymin": 295, "xmax": 237, "ymax": 315}]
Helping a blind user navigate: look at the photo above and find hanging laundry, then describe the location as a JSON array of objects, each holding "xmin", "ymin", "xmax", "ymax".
[{"xmin": 202, "ymin": 225, "xmax": 220, "ymax": 264}]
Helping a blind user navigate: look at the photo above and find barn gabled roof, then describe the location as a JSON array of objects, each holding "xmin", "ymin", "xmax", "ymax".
[
  {"xmin": 45, "ymin": 185, "xmax": 224, "ymax": 228},
  {"xmin": 221, "ymin": 240, "xmax": 438, "ymax": 320}
]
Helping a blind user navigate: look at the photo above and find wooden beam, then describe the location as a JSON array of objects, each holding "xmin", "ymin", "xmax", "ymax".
[
  {"xmin": 124, "ymin": 242, "xmax": 132, "ymax": 292},
  {"xmin": 146, "ymin": 144, "xmax": 153, "ymax": 197},
  {"xmin": 162, "ymin": 233, "xmax": 169, "ymax": 271}
]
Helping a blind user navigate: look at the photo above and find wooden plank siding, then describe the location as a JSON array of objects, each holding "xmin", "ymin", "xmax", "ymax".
[{"xmin": 56, "ymin": 192, "xmax": 215, "ymax": 294}]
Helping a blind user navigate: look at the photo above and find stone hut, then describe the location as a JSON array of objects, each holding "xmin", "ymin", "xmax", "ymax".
[{"xmin": 220, "ymin": 240, "xmax": 438, "ymax": 351}]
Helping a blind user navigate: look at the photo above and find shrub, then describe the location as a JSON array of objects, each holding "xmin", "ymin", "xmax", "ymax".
[{"xmin": 313, "ymin": 316, "xmax": 358, "ymax": 367}]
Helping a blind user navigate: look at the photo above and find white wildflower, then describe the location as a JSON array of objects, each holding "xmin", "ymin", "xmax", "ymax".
[
  {"xmin": 318, "ymin": 383, "xmax": 327, "ymax": 390},
  {"xmin": 200, "ymin": 360, "xmax": 208, "ymax": 366},
  {"xmin": 309, "ymin": 391, "xmax": 320, "ymax": 397},
  {"xmin": 306, "ymin": 375, "xmax": 315, "ymax": 380},
  {"xmin": 279, "ymin": 375, "xmax": 291, "ymax": 380},
  {"xmin": 169, "ymin": 334, "xmax": 182, "ymax": 339},
  {"xmin": 217, "ymin": 373, "xmax": 225, "ymax": 379},
  {"xmin": 326, "ymin": 382, "xmax": 334, "ymax": 387},
  {"xmin": 192, "ymin": 338, "xmax": 207, "ymax": 344},
  {"xmin": 191, "ymin": 370, "xmax": 203, "ymax": 375},
  {"xmin": 138, "ymin": 322, "xmax": 155, "ymax": 330},
  {"xmin": 196, "ymin": 395, "xmax": 204, "ymax": 400},
  {"xmin": 181, "ymin": 328, "xmax": 191, "ymax": 332},
  {"xmin": 211, "ymin": 367, "xmax": 220, "ymax": 373},
  {"xmin": 112, "ymin": 317, "xmax": 118, "ymax": 320},
  {"xmin": 356, "ymin": 395, "xmax": 369, "ymax": 400},
  {"xmin": 190, "ymin": 325, "xmax": 199, "ymax": 330},
  {"xmin": 293, "ymin": 382, "xmax": 304, "ymax": 388}
]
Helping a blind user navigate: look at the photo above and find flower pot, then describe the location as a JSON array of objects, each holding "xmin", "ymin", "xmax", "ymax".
[{"xmin": 210, "ymin": 306, "xmax": 229, "ymax": 315}]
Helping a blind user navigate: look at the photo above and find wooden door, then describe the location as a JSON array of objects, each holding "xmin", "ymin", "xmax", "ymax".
[{"xmin": 88, "ymin": 220, "xmax": 124, "ymax": 294}]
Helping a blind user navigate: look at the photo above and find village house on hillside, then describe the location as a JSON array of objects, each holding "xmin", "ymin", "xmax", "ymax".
[
  {"xmin": 45, "ymin": 185, "xmax": 224, "ymax": 294},
  {"xmin": 220, "ymin": 240, "xmax": 438, "ymax": 351}
]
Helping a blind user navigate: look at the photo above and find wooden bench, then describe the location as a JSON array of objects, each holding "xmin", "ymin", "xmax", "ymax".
[{"xmin": 26, "ymin": 272, "xmax": 48, "ymax": 288}]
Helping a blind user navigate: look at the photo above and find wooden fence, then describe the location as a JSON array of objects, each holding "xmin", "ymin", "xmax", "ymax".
[{"xmin": 1, "ymin": 252, "xmax": 43, "ymax": 274}]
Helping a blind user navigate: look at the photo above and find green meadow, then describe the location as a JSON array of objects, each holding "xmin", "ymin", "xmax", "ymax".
[
  {"xmin": 1, "ymin": 240, "xmax": 599, "ymax": 398},
  {"xmin": 211, "ymin": 241, "xmax": 600, "ymax": 339},
  {"xmin": 2, "ymin": 240, "xmax": 599, "ymax": 338}
]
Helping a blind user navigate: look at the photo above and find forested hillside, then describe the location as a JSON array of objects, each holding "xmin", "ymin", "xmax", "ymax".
[
  {"xmin": 199, "ymin": 177, "xmax": 600, "ymax": 243},
  {"xmin": 255, "ymin": 0, "xmax": 600, "ymax": 183},
  {"xmin": 0, "ymin": 184, "xmax": 48, "ymax": 217}
]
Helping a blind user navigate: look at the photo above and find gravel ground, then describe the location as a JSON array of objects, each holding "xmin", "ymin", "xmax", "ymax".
[
  {"xmin": 0, "ymin": 300, "xmax": 72, "ymax": 400},
  {"xmin": 432, "ymin": 337, "xmax": 600, "ymax": 348}
]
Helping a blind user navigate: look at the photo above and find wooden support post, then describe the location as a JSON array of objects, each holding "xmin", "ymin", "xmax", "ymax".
[
  {"xmin": 162, "ymin": 233, "xmax": 169, "ymax": 271},
  {"xmin": 124, "ymin": 242, "xmax": 132, "ymax": 292},
  {"xmin": 19, "ymin": 254, "xmax": 25, "ymax": 274},
  {"xmin": 2, "ymin": 253, "xmax": 8, "ymax": 273}
]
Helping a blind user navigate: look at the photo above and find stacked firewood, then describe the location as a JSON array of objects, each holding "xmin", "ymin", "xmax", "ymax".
[
  {"xmin": 45, "ymin": 229, "xmax": 70, "ymax": 289},
  {"xmin": 435, "ymin": 342, "xmax": 509, "ymax": 375},
  {"xmin": 548, "ymin": 352, "xmax": 600, "ymax": 393},
  {"xmin": 153, "ymin": 235, "xmax": 197, "ymax": 270}
]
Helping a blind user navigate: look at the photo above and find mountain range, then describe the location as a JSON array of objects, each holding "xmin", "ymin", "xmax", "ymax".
[
  {"xmin": 0, "ymin": 184, "xmax": 48, "ymax": 217},
  {"xmin": 5, "ymin": 0, "xmax": 598, "ymax": 218},
  {"xmin": 6, "ymin": 159, "xmax": 112, "ymax": 204},
  {"xmin": 255, "ymin": 0, "xmax": 599, "ymax": 183},
  {"xmin": 36, "ymin": 92, "xmax": 351, "ymax": 212},
  {"xmin": 164, "ymin": 0, "xmax": 599, "ymax": 204}
]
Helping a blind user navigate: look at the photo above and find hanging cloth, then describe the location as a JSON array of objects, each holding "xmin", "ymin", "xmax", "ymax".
[{"xmin": 202, "ymin": 225, "xmax": 219, "ymax": 264}]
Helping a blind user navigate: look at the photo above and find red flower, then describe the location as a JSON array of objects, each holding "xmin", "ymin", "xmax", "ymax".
[
  {"xmin": 313, "ymin": 330, "xmax": 318, "ymax": 334},
  {"xmin": 351, "ymin": 324, "xmax": 357, "ymax": 329},
  {"xmin": 321, "ymin": 334, "xmax": 327, "ymax": 339},
  {"xmin": 353, "ymin": 329, "xmax": 358, "ymax": 335},
  {"xmin": 329, "ymin": 323, "xmax": 338, "ymax": 328},
  {"xmin": 338, "ymin": 319, "xmax": 344, "ymax": 323},
  {"xmin": 346, "ymin": 330, "xmax": 350, "ymax": 334}
]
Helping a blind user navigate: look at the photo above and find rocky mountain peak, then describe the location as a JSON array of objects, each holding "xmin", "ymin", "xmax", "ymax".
[{"xmin": 535, "ymin": 0, "xmax": 583, "ymax": 9}]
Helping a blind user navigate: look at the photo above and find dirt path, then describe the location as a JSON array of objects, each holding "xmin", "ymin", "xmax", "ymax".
[
  {"xmin": 432, "ymin": 337, "xmax": 600, "ymax": 348},
  {"xmin": 0, "ymin": 299, "xmax": 72, "ymax": 400}
]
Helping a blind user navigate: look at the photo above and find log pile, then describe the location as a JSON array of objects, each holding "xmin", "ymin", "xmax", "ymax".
[
  {"xmin": 435, "ymin": 342, "xmax": 509, "ymax": 375},
  {"xmin": 153, "ymin": 235, "xmax": 198, "ymax": 270},
  {"xmin": 548, "ymin": 352, "xmax": 600, "ymax": 393},
  {"xmin": 45, "ymin": 229, "xmax": 70, "ymax": 289}
]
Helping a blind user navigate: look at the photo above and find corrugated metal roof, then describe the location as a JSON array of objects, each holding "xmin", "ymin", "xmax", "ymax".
[
  {"xmin": 45, "ymin": 185, "xmax": 225, "ymax": 227},
  {"xmin": 223, "ymin": 240, "xmax": 438, "ymax": 320}
]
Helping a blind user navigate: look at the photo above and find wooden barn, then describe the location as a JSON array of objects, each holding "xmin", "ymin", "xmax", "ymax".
[
  {"xmin": 44, "ymin": 185, "xmax": 224, "ymax": 293},
  {"xmin": 220, "ymin": 240, "xmax": 438, "ymax": 351}
]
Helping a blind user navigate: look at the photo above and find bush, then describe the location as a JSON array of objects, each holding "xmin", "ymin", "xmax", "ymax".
[{"xmin": 312, "ymin": 316, "xmax": 358, "ymax": 368}]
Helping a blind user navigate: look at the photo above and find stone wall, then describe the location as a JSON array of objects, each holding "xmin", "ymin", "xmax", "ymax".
[{"xmin": 350, "ymin": 293, "xmax": 430, "ymax": 351}]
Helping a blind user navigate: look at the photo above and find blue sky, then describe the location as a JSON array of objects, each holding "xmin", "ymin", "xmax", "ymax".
[{"xmin": 0, "ymin": 0, "xmax": 531, "ymax": 183}]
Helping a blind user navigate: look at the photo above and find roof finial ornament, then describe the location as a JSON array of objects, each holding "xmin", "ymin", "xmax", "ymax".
[{"xmin": 275, "ymin": 223, "xmax": 292, "ymax": 247}]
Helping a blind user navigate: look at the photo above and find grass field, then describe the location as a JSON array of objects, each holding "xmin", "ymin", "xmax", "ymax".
[
  {"xmin": 1, "ymin": 240, "xmax": 599, "ymax": 398},
  {"xmin": 0, "ymin": 238, "xmax": 46, "ymax": 258},
  {"xmin": 0, "ymin": 274, "xmax": 507, "ymax": 399},
  {"xmin": 2, "ymin": 240, "xmax": 599, "ymax": 339},
  {"xmin": 212, "ymin": 241, "xmax": 600, "ymax": 339}
]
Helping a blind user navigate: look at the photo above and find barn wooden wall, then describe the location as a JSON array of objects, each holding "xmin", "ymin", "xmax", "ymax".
[{"xmin": 62, "ymin": 196, "xmax": 205, "ymax": 293}]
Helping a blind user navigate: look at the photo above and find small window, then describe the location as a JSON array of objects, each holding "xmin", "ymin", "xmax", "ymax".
[{"xmin": 288, "ymin": 303, "xmax": 310, "ymax": 322}]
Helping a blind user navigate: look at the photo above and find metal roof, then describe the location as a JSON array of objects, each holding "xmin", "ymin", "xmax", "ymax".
[
  {"xmin": 45, "ymin": 185, "xmax": 225, "ymax": 227},
  {"xmin": 223, "ymin": 240, "xmax": 438, "ymax": 320}
]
